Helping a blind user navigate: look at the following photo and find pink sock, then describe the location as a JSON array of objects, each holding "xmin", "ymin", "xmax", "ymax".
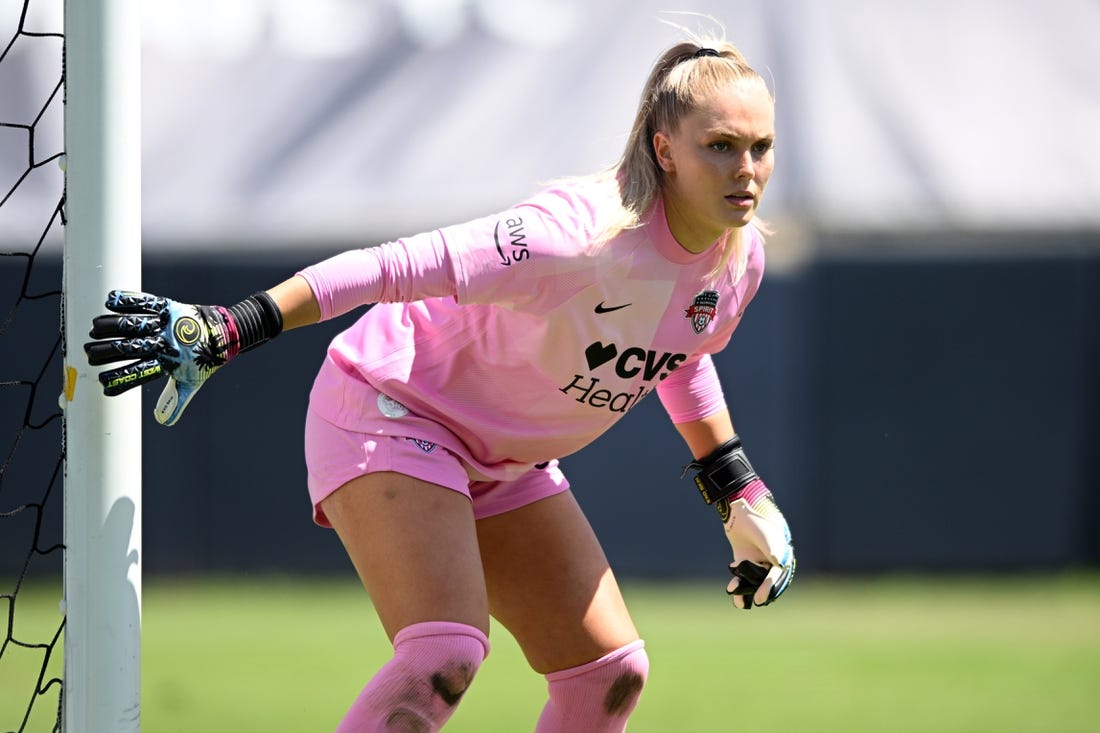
[
  {"xmin": 535, "ymin": 640, "xmax": 649, "ymax": 733},
  {"xmin": 336, "ymin": 621, "xmax": 490, "ymax": 733}
]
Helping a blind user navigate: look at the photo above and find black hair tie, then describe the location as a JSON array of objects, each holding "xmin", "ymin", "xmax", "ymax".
[{"xmin": 693, "ymin": 47, "xmax": 720, "ymax": 58}]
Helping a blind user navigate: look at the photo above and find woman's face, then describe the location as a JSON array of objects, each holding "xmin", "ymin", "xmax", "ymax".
[{"xmin": 654, "ymin": 80, "xmax": 775, "ymax": 253}]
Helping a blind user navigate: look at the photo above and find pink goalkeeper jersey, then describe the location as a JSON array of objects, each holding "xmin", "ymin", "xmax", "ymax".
[{"xmin": 298, "ymin": 180, "xmax": 765, "ymax": 482}]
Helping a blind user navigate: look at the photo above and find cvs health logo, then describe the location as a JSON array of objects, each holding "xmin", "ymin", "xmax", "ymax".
[
  {"xmin": 583, "ymin": 342, "xmax": 686, "ymax": 380},
  {"xmin": 559, "ymin": 342, "xmax": 687, "ymax": 414}
]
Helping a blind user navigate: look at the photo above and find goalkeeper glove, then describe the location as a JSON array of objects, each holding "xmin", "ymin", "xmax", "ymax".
[
  {"xmin": 684, "ymin": 436, "xmax": 796, "ymax": 609},
  {"xmin": 84, "ymin": 289, "xmax": 282, "ymax": 426}
]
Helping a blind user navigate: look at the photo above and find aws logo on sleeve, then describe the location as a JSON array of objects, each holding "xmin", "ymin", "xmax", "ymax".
[
  {"xmin": 559, "ymin": 342, "xmax": 687, "ymax": 414},
  {"xmin": 494, "ymin": 215, "xmax": 530, "ymax": 266}
]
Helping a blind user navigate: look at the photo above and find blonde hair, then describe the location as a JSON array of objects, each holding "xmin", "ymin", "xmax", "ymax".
[{"xmin": 583, "ymin": 32, "xmax": 774, "ymax": 283}]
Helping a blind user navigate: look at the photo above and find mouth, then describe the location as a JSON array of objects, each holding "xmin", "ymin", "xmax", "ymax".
[{"xmin": 725, "ymin": 192, "xmax": 756, "ymax": 209}]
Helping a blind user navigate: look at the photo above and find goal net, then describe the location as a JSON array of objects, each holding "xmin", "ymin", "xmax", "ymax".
[{"xmin": 1, "ymin": 1, "xmax": 65, "ymax": 730}]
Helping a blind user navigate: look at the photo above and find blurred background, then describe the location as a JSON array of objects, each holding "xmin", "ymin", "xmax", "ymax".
[{"xmin": 2, "ymin": 0, "xmax": 1098, "ymax": 584}]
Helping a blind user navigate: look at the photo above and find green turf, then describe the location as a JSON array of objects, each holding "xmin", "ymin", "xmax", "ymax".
[{"xmin": 2, "ymin": 574, "xmax": 1098, "ymax": 732}]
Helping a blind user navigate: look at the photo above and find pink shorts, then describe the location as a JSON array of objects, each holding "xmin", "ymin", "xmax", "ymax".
[{"xmin": 304, "ymin": 407, "xmax": 570, "ymax": 527}]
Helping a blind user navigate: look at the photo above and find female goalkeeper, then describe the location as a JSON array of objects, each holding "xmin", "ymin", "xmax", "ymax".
[{"xmin": 86, "ymin": 35, "xmax": 796, "ymax": 733}]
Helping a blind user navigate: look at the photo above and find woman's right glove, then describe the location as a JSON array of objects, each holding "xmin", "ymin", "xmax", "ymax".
[
  {"xmin": 83, "ymin": 289, "xmax": 282, "ymax": 426},
  {"xmin": 684, "ymin": 436, "xmax": 796, "ymax": 610}
]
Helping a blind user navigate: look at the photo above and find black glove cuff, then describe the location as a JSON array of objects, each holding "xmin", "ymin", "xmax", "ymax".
[
  {"xmin": 682, "ymin": 435, "xmax": 759, "ymax": 505},
  {"xmin": 227, "ymin": 291, "xmax": 284, "ymax": 353}
]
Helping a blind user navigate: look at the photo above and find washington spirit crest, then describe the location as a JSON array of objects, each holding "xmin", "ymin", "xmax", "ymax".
[{"xmin": 685, "ymin": 290, "xmax": 720, "ymax": 334}]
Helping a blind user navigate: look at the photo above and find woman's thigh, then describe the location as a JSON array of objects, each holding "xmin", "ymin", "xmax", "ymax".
[
  {"xmin": 320, "ymin": 471, "xmax": 490, "ymax": 642},
  {"xmin": 475, "ymin": 490, "xmax": 640, "ymax": 674}
]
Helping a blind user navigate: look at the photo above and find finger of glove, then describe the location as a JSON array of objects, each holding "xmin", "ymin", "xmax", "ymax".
[
  {"xmin": 769, "ymin": 555, "xmax": 796, "ymax": 600},
  {"xmin": 85, "ymin": 335, "xmax": 170, "ymax": 366},
  {"xmin": 98, "ymin": 359, "xmax": 164, "ymax": 396},
  {"xmin": 103, "ymin": 290, "xmax": 171, "ymax": 316},
  {"xmin": 729, "ymin": 560, "xmax": 768, "ymax": 593},
  {"xmin": 752, "ymin": 564, "xmax": 785, "ymax": 607},
  {"xmin": 730, "ymin": 586, "xmax": 752, "ymax": 610},
  {"xmin": 727, "ymin": 561, "xmax": 766, "ymax": 610},
  {"xmin": 89, "ymin": 313, "xmax": 165, "ymax": 339},
  {"xmin": 154, "ymin": 376, "xmax": 199, "ymax": 426},
  {"xmin": 755, "ymin": 556, "xmax": 797, "ymax": 607}
]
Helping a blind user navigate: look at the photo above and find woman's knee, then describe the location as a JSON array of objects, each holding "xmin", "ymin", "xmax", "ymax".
[
  {"xmin": 391, "ymin": 621, "xmax": 491, "ymax": 706},
  {"xmin": 535, "ymin": 640, "xmax": 650, "ymax": 733},
  {"xmin": 337, "ymin": 621, "xmax": 491, "ymax": 733}
]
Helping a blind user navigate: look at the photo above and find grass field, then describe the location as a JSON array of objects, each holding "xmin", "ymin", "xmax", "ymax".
[{"xmin": 3, "ymin": 573, "xmax": 1098, "ymax": 732}]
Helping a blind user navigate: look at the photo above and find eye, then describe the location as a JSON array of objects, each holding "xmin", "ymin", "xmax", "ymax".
[
  {"xmin": 752, "ymin": 140, "xmax": 774, "ymax": 156},
  {"xmin": 709, "ymin": 140, "xmax": 731, "ymax": 153}
]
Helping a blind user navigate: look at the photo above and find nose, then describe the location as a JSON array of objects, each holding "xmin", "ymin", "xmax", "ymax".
[{"xmin": 734, "ymin": 150, "xmax": 754, "ymax": 180}]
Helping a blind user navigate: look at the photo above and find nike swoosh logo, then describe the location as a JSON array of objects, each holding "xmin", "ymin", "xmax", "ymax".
[{"xmin": 595, "ymin": 301, "xmax": 632, "ymax": 314}]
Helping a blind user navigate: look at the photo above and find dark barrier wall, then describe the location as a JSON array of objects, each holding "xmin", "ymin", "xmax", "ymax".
[{"xmin": 2, "ymin": 233, "xmax": 1097, "ymax": 580}]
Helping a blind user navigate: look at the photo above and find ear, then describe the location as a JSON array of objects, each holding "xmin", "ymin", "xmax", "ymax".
[{"xmin": 652, "ymin": 131, "xmax": 675, "ymax": 173}]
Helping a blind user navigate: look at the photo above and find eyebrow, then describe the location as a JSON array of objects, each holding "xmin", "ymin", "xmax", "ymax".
[{"xmin": 704, "ymin": 127, "xmax": 775, "ymax": 140}]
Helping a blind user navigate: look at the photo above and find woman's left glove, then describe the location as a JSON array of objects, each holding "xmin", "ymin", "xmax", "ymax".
[
  {"xmin": 684, "ymin": 436, "xmax": 796, "ymax": 610},
  {"xmin": 719, "ymin": 479, "xmax": 796, "ymax": 609}
]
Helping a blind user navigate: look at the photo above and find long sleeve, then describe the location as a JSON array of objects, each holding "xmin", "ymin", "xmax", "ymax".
[{"xmin": 297, "ymin": 233, "xmax": 456, "ymax": 322}]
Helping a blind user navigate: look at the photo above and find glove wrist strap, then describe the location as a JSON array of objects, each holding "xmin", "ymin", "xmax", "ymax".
[
  {"xmin": 226, "ymin": 291, "xmax": 284, "ymax": 355},
  {"xmin": 683, "ymin": 435, "xmax": 759, "ymax": 505}
]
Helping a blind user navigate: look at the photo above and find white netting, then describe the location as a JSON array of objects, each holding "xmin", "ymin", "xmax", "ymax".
[{"xmin": 0, "ymin": 0, "xmax": 65, "ymax": 730}]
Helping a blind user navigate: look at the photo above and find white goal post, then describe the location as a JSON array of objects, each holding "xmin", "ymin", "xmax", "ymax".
[{"xmin": 62, "ymin": 0, "xmax": 142, "ymax": 730}]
